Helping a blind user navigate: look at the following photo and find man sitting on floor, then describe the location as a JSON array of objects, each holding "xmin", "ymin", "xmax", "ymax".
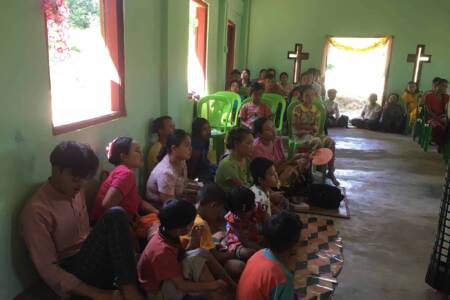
[
  {"xmin": 21, "ymin": 141, "xmax": 145, "ymax": 300},
  {"xmin": 351, "ymin": 93, "xmax": 382, "ymax": 130}
]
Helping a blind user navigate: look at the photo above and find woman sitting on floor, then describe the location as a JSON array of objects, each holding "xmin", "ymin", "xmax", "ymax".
[
  {"xmin": 187, "ymin": 118, "xmax": 217, "ymax": 182},
  {"xmin": 380, "ymin": 93, "xmax": 406, "ymax": 134},
  {"xmin": 215, "ymin": 127, "xmax": 254, "ymax": 191},
  {"xmin": 252, "ymin": 117, "xmax": 310, "ymax": 186},
  {"xmin": 91, "ymin": 137, "xmax": 159, "ymax": 223},
  {"xmin": 146, "ymin": 129, "xmax": 199, "ymax": 207},
  {"xmin": 292, "ymin": 86, "xmax": 339, "ymax": 186}
]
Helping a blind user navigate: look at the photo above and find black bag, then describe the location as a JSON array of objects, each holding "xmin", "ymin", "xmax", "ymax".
[{"xmin": 307, "ymin": 183, "xmax": 344, "ymax": 209}]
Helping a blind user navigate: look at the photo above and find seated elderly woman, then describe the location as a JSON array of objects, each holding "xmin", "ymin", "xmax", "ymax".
[{"xmin": 291, "ymin": 86, "xmax": 339, "ymax": 186}]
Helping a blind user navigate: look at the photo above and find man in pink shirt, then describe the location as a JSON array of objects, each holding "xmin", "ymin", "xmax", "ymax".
[{"xmin": 20, "ymin": 141, "xmax": 145, "ymax": 300}]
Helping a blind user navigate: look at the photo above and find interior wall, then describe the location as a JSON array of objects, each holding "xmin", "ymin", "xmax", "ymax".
[
  {"xmin": 0, "ymin": 0, "xmax": 248, "ymax": 298},
  {"xmin": 247, "ymin": 0, "xmax": 450, "ymax": 95}
]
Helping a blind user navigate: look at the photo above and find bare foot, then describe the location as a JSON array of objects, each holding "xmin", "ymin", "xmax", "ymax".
[{"xmin": 326, "ymin": 172, "xmax": 340, "ymax": 186}]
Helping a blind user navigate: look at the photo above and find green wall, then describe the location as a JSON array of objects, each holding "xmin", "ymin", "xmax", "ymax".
[
  {"xmin": 246, "ymin": 0, "xmax": 450, "ymax": 95},
  {"xmin": 0, "ymin": 0, "xmax": 247, "ymax": 298}
]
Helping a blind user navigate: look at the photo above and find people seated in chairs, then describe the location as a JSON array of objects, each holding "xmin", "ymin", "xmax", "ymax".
[
  {"xmin": 21, "ymin": 141, "xmax": 145, "ymax": 300},
  {"xmin": 240, "ymin": 69, "xmax": 251, "ymax": 98},
  {"xmin": 401, "ymin": 81, "xmax": 422, "ymax": 128},
  {"xmin": 292, "ymin": 86, "xmax": 339, "ymax": 186},
  {"xmin": 215, "ymin": 127, "xmax": 254, "ymax": 191},
  {"xmin": 257, "ymin": 69, "xmax": 267, "ymax": 84},
  {"xmin": 424, "ymin": 78, "xmax": 449, "ymax": 152},
  {"xmin": 91, "ymin": 137, "xmax": 159, "ymax": 223},
  {"xmin": 147, "ymin": 116, "xmax": 175, "ymax": 174},
  {"xmin": 146, "ymin": 130, "xmax": 199, "ymax": 207},
  {"xmin": 187, "ymin": 118, "xmax": 217, "ymax": 182},
  {"xmin": 380, "ymin": 93, "xmax": 406, "ymax": 134},
  {"xmin": 264, "ymin": 73, "xmax": 284, "ymax": 95},
  {"xmin": 325, "ymin": 89, "xmax": 348, "ymax": 128},
  {"xmin": 278, "ymin": 72, "xmax": 293, "ymax": 97},
  {"xmin": 239, "ymin": 82, "xmax": 273, "ymax": 129},
  {"xmin": 229, "ymin": 79, "xmax": 242, "ymax": 94},
  {"xmin": 350, "ymin": 93, "xmax": 382, "ymax": 130}
]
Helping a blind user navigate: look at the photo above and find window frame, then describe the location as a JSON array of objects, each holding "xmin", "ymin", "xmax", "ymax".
[{"xmin": 46, "ymin": 0, "xmax": 126, "ymax": 135}]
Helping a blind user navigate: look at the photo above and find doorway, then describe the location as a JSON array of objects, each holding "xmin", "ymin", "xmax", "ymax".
[
  {"xmin": 322, "ymin": 37, "xmax": 392, "ymax": 119},
  {"xmin": 225, "ymin": 20, "xmax": 236, "ymax": 89},
  {"xmin": 188, "ymin": 0, "xmax": 208, "ymax": 97}
]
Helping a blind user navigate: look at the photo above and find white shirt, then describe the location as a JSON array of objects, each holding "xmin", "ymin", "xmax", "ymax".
[
  {"xmin": 325, "ymin": 99, "xmax": 340, "ymax": 118},
  {"xmin": 250, "ymin": 185, "xmax": 271, "ymax": 216},
  {"xmin": 362, "ymin": 104, "xmax": 382, "ymax": 120}
]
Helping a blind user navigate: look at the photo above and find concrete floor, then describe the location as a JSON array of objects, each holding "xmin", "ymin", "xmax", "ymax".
[{"xmin": 329, "ymin": 128, "xmax": 446, "ymax": 300}]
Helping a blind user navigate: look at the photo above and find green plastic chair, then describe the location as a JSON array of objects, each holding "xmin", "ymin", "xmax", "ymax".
[
  {"xmin": 420, "ymin": 123, "xmax": 432, "ymax": 152},
  {"xmin": 213, "ymin": 91, "xmax": 242, "ymax": 127},
  {"xmin": 196, "ymin": 95, "xmax": 234, "ymax": 132},
  {"xmin": 240, "ymin": 93, "xmax": 286, "ymax": 134},
  {"xmin": 312, "ymin": 96, "xmax": 326, "ymax": 136}
]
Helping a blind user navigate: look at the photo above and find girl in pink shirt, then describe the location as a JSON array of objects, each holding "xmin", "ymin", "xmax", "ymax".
[{"xmin": 91, "ymin": 137, "xmax": 158, "ymax": 222}]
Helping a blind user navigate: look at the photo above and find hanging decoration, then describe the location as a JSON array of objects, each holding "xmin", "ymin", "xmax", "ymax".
[
  {"xmin": 42, "ymin": 0, "xmax": 71, "ymax": 61},
  {"xmin": 329, "ymin": 37, "xmax": 389, "ymax": 52}
]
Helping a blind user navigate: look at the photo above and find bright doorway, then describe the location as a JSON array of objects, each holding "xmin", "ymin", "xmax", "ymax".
[
  {"xmin": 322, "ymin": 37, "xmax": 392, "ymax": 119},
  {"xmin": 188, "ymin": 0, "xmax": 208, "ymax": 97}
]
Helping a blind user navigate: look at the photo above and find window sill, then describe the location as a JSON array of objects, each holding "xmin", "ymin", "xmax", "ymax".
[{"xmin": 52, "ymin": 110, "xmax": 127, "ymax": 135}]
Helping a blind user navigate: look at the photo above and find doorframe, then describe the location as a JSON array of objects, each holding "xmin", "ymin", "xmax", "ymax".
[
  {"xmin": 225, "ymin": 20, "xmax": 236, "ymax": 89},
  {"xmin": 321, "ymin": 35, "xmax": 394, "ymax": 104}
]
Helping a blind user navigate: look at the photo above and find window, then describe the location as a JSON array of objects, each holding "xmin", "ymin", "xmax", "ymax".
[
  {"xmin": 44, "ymin": 0, "xmax": 125, "ymax": 134},
  {"xmin": 188, "ymin": 0, "xmax": 208, "ymax": 98}
]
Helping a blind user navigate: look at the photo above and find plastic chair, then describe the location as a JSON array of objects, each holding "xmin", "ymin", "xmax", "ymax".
[
  {"xmin": 240, "ymin": 93, "xmax": 286, "ymax": 134},
  {"xmin": 420, "ymin": 123, "xmax": 433, "ymax": 152},
  {"xmin": 196, "ymin": 95, "xmax": 234, "ymax": 133},
  {"xmin": 312, "ymin": 96, "xmax": 326, "ymax": 136},
  {"xmin": 213, "ymin": 91, "xmax": 242, "ymax": 127},
  {"xmin": 197, "ymin": 95, "xmax": 234, "ymax": 162}
]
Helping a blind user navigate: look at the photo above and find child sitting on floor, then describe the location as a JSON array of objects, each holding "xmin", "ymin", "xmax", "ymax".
[
  {"xmin": 181, "ymin": 184, "xmax": 245, "ymax": 284},
  {"xmin": 147, "ymin": 116, "xmax": 175, "ymax": 173},
  {"xmin": 237, "ymin": 211, "xmax": 302, "ymax": 300},
  {"xmin": 239, "ymin": 82, "xmax": 272, "ymax": 129},
  {"xmin": 215, "ymin": 127, "xmax": 254, "ymax": 191},
  {"xmin": 147, "ymin": 130, "xmax": 199, "ymax": 207},
  {"xmin": 325, "ymin": 89, "xmax": 348, "ymax": 128},
  {"xmin": 91, "ymin": 137, "xmax": 159, "ymax": 222},
  {"xmin": 250, "ymin": 157, "xmax": 286, "ymax": 219},
  {"xmin": 138, "ymin": 199, "xmax": 229, "ymax": 300},
  {"xmin": 223, "ymin": 186, "xmax": 262, "ymax": 262}
]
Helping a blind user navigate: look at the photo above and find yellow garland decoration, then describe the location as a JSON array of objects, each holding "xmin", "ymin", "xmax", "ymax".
[{"xmin": 329, "ymin": 37, "xmax": 389, "ymax": 52}]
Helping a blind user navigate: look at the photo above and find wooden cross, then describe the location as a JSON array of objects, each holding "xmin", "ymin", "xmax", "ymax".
[
  {"xmin": 287, "ymin": 43, "xmax": 309, "ymax": 84},
  {"xmin": 407, "ymin": 44, "xmax": 432, "ymax": 88}
]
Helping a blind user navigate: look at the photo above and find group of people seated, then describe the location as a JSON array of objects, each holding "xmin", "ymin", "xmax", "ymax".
[
  {"xmin": 20, "ymin": 65, "xmax": 350, "ymax": 300},
  {"xmin": 350, "ymin": 77, "xmax": 449, "ymax": 151}
]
